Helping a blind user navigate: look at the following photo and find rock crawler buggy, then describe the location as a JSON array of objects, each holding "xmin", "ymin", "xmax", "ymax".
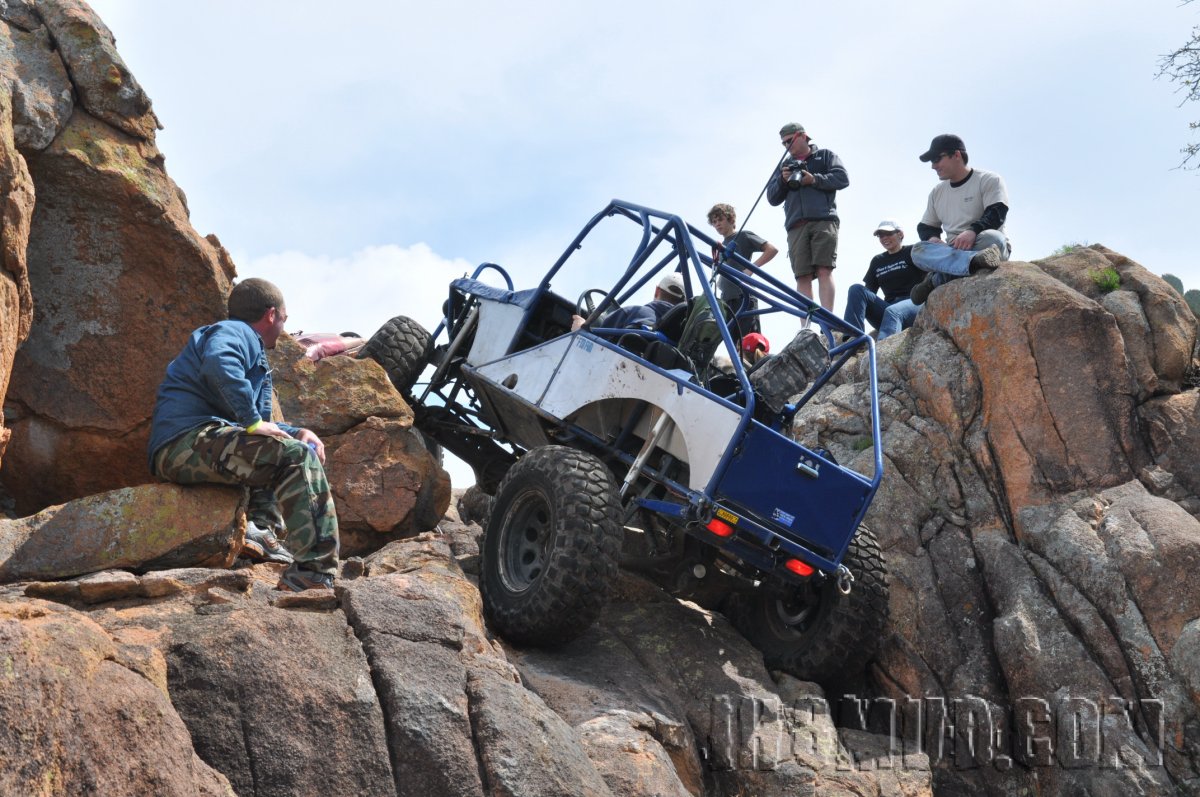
[{"xmin": 364, "ymin": 200, "xmax": 889, "ymax": 683}]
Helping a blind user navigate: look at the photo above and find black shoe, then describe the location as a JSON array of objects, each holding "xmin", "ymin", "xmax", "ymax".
[
  {"xmin": 911, "ymin": 274, "xmax": 936, "ymax": 306},
  {"xmin": 276, "ymin": 563, "xmax": 335, "ymax": 592},
  {"xmin": 968, "ymin": 245, "xmax": 1001, "ymax": 274}
]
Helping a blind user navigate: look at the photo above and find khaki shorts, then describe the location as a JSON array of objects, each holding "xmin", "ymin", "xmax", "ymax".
[{"xmin": 786, "ymin": 219, "xmax": 839, "ymax": 277}]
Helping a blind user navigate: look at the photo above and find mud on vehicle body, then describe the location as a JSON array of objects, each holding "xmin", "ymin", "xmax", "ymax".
[{"xmin": 364, "ymin": 200, "xmax": 889, "ymax": 683}]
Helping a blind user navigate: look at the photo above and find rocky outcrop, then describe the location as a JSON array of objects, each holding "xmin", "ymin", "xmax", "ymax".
[
  {"xmin": 0, "ymin": 530, "xmax": 930, "ymax": 797},
  {"xmin": 270, "ymin": 333, "xmax": 451, "ymax": 556},
  {"xmin": 0, "ymin": 1, "xmax": 233, "ymax": 512},
  {"xmin": 0, "ymin": 598, "xmax": 234, "ymax": 796},
  {"xmin": 0, "ymin": 483, "xmax": 244, "ymax": 583},
  {"xmin": 802, "ymin": 245, "xmax": 1200, "ymax": 795}
]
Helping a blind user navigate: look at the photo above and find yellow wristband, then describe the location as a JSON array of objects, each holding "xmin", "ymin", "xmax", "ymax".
[{"xmin": 246, "ymin": 420, "xmax": 261, "ymax": 433}]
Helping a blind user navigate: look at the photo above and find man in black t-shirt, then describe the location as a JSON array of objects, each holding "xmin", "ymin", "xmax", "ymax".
[
  {"xmin": 707, "ymin": 203, "xmax": 778, "ymax": 334},
  {"xmin": 842, "ymin": 220, "xmax": 924, "ymax": 340}
]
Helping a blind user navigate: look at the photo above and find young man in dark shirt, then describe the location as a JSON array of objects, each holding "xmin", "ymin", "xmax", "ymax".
[
  {"xmin": 842, "ymin": 220, "xmax": 924, "ymax": 340},
  {"xmin": 707, "ymin": 203, "xmax": 778, "ymax": 334}
]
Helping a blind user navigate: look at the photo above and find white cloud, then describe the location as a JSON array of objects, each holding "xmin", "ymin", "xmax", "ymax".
[{"xmin": 237, "ymin": 243, "xmax": 472, "ymax": 339}]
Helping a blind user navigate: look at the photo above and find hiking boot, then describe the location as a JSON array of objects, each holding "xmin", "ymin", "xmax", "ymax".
[
  {"xmin": 969, "ymin": 245, "xmax": 1001, "ymax": 274},
  {"xmin": 276, "ymin": 563, "xmax": 335, "ymax": 592},
  {"xmin": 241, "ymin": 522, "xmax": 294, "ymax": 564},
  {"xmin": 910, "ymin": 274, "xmax": 937, "ymax": 306}
]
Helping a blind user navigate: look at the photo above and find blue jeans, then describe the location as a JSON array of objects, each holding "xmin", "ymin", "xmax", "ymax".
[
  {"xmin": 843, "ymin": 284, "xmax": 919, "ymax": 340},
  {"xmin": 911, "ymin": 230, "xmax": 1010, "ymax": 288}
]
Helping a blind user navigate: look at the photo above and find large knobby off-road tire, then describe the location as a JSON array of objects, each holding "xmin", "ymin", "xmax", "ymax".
[
  {"xmin": 358, "ymin": 315, "xmax": 432, "ymax": 396},
  {"xmin": 480, "ymin": 446, "xmax": 623, "ymax": 646},
  {"xmin": 726, "ymin": 525, "xmax": 888, "ymax": 685}
]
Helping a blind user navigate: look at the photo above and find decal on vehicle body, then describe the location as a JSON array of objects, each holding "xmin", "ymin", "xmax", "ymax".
[
  {"xmin": 575, "ymin": 337, "xmax": 594, "ymax": 353},
  {"xmin": 772, "ymin": 508, "xmax": 796, "ymax": 527}
]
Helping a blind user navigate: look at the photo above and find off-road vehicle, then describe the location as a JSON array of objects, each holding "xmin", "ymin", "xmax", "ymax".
[{"xmin": 362, "ymin": 200, "xmax": 888, "ymax": 682}]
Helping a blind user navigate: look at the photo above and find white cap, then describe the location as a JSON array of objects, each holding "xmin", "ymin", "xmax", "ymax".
[
  {"xmin": 874, "ymin": 220, "xmax": 902, "ymax": 235},
  {"xmin": 657, "ymin": 272, "xmax": 685, "ymax": 299}
]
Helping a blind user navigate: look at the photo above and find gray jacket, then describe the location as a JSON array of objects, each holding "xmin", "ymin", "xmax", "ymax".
[{"xmin": 766, "ymin": 145, "xmax": 848, "ymax": 228}]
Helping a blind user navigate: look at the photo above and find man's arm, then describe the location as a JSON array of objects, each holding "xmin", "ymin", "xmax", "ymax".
[
  {"xmin": 196, "ymin": 325, "xmax": 262, "ymax": 427},
  {"xmin": 754, "ymin": 242, "xmax": 779, "ymax": 267},
  {"xmin": 969, "ymin": 202, "xmax": 1008, "ymax": 234},
  {"xmin": 766, "ymin": 172, "xmax": 786, "ymax": 206},
  {"xmin": 803, "ymin": 149, "xmax": 849, "ymax": 191},
  {"xmin": 918, "ymin": 192, "xmax": 943, "ymax": 242},
  {"xmin": 863, "ymin": 258, "xmax": 880, "ymax": 294}
]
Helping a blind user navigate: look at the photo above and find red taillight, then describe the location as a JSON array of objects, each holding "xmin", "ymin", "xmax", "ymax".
[
  {"xmin": 705, "ymin": 517, "xmax": 735, "ymax": 538},
  {"xmin": 784, "ymin": 558, "xmax": 814, "ymax": 577}
]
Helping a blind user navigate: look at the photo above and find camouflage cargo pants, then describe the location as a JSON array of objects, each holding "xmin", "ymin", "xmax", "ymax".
[{"xmin": 153, "ymin": 423, "xmax": 339, "ymax": 575}]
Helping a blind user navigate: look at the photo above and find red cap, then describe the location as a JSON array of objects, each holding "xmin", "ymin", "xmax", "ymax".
[{"xmin": 741, "ymin": 332, "xmax": 769, "ymax": 355}]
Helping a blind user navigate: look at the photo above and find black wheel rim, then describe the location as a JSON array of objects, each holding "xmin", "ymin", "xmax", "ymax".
[
  {"xmin": 497, "ymin": 490, "xmax": 552, "ymax": 593},
  {"xmin": 768, "ymin": 582, "xmax": 827, "ymax": 636}
]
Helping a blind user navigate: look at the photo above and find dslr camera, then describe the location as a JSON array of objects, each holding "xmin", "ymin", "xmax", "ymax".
[{"xmin": 782, "ymin": 159, "xmax": 806, "ymax": 189}]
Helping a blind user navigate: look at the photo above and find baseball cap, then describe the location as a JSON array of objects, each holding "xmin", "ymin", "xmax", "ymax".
[
  {"xmin": 741, "ymin": 332, "xmax": 770, "ymax": 355},
  {"xmin": 657, "ymin": 272, "xmax": 685, "ymax": 299},
  {"xmin": 873, "ymin": 220, "xmax": 902, "ymax": 235},
  {"xmin": 779, "ymin": 122, "xmax": 805, "ymax": 138},
  {"xmin": 919, "ymin": 134, "xmax": 966, "ymax": 162}
]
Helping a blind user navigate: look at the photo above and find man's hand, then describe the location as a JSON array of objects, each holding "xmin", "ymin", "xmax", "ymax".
[
  {"xmin": 797, "ymin": 170, "xmax": 814, "ymax": 186},
  {"xmin": 248, "ymin": 420, "xmax": 291, "ymax": 440},
  {"xmin": 571, "ymin": 314, "xmax": 586, "ymax": 331},
  {"xmin": 950, "ymin": 230, "xmax": 977, "ymax": 250},
  {"xmin": 295, "ymin": 428, "xmax": 326, "ymax": 464}
]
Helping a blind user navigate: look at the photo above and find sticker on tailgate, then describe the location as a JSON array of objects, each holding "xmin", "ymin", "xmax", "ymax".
[{"xmin": 771, "ymin": 508, "xmax": 796, "ymax": 527}]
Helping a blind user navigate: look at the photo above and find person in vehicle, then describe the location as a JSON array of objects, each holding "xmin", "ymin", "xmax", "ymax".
[{"xmin": 570, "ymin": 272, "xmax": 686, "ymax": 332}]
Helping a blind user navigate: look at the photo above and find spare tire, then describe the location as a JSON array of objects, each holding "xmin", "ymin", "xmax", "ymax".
[
  {"xmin": 725, "ymin": 525, "xmax": 889, "ymax": 686},
  {"xmin": 359, "ymin": 315, "xmax": 432, "ymax": 396}
]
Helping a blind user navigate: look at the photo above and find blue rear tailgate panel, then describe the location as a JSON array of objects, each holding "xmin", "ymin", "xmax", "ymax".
[{"xmin": 715, "ymin": 421, "xmax": 873, "ymax": 564}]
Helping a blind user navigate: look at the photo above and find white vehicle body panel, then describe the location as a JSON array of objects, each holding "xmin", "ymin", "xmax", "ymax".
[
  {"xmin": 466, "ymin": 301, "xmax": 525, "ymax": 366},
  {"xmin": 474, "ymin": 331, "xmax": 741, "ymax": 491}
]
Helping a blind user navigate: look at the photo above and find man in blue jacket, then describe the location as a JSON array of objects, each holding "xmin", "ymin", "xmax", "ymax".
[
  {"xmin": 767, "ymin": 122, "xmax": 849, "ymax": 313},
  {"xmin": 148, "ymin": 278, "xmax": 339, "ymax": 591}
]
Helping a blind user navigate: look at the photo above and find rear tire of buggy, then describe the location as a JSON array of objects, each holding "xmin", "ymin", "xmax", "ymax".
[
  {"xmin": 481, "ymin": 446, "xmax": 623, "ymax": 647},
  {"xmin": 358, "ymin": 315, "xmax": 432, "ymax": 396},
  {"xmin": 725, "ymin": 525, "xmax": 888, "ymax": 686}
]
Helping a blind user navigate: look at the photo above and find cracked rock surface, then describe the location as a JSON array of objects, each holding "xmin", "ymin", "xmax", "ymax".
[
  {"xmin": 0, "ymin": 530, "xmax": 929, "ymax": 796},
  {"xmin": 807, "ymin": 245, "xmax": 1200, "ymax": 795}
]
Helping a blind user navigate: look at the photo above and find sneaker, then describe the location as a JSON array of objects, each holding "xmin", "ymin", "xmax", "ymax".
[
  {"xmin": 910, "ymin": 274, "xmax": 937, "ymax": 306},
  {"xmin": 241, "ymin": 522, "xmax": 294, "ymax": 564},
  {"xmin": 276, "ymin": 563, "xmax": 335, "ymax": 592},
  {"xmin": 969, "ymin": 245, "xmax": 1001, "ymax": 274}
]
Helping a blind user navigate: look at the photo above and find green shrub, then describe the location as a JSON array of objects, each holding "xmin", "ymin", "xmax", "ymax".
[
  {"xmin": 1186, "ymin": 289, "xmax": 1200, "ymax": 318},
  {"xmin": 851, "ymin": 437, "xmax": 873, "ymax": 452},
  {"xmin": 1050, "ymin": 241, "xmax": 1089, "ymax": 257},
  {"xmin": 1089, "ymin": 267, "xmax": 1121, "ymax": 293}
]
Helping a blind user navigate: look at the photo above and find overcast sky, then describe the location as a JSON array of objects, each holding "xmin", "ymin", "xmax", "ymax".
[{"xmin": 85, "ymin": 0, "xmax": 1200, "ymax": 483}]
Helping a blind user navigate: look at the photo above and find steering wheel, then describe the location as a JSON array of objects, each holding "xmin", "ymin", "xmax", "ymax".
[{"xmin": 575, "ymin": 289, "xmax": 620, "ymax": 318}]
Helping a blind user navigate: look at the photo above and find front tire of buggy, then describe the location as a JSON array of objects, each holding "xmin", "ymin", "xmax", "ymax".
[
  {"xmin": 358, "ymin": 315, "xmax": 432, "ymax": 396},
  {"xmin": 481, "ymin": 446, "xmax": 623, "ymax": 647},
  {"xmin": 726, "ymin": 525, "xmax": 888, "ymax": 685}
]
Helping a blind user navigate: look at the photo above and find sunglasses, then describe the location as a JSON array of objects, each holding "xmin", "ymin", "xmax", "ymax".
[{"xmin": 931, "ymin": 152, "xmax": 954, "ymax": 164}]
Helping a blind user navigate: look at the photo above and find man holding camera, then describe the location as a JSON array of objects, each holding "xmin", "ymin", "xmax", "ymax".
[
  {"xmin": 766, "ymin": 122, "xmax": 848, "ymax": 313},
  {"xmin": 909, "ymin": 134, "xmax": 1010, "ymax": 305}
]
